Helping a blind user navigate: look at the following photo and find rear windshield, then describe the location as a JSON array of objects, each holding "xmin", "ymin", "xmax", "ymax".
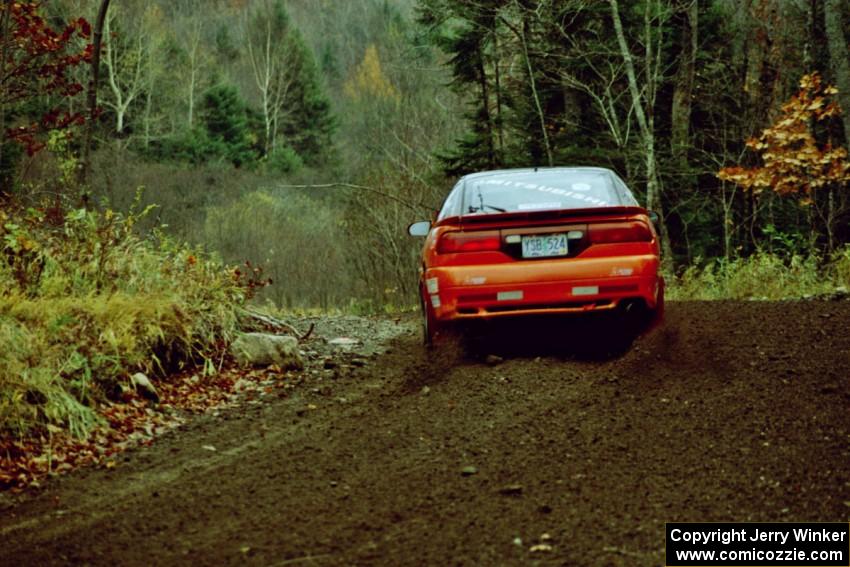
[{"xmin": 441, "ymin": 169, "xmax": 634, "ymax": 219}]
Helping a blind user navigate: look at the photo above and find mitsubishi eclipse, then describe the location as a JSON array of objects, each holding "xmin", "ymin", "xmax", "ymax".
[{"xmin": 408, "ymin": 167, "xmax": 664, "ymax": 345}]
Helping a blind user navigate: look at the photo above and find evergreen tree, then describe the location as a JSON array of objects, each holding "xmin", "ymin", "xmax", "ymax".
[
  {"xmin": 418, "ymin": 0, "xmax": 592, "ymax": 175},
  {"xmin": 200, "ymin": 84, "xmax": 256, "ymax": 167},
  {"xmin": 282, "ymin": 31, "xmax": 336, "ymax": 167},
  {"xmin": 418, "ymin": 0, "xmax": 505, "ymax": 176}
]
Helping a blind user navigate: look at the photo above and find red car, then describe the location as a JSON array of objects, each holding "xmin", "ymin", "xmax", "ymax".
[{"xmin": 408, "ymin": 167, "xmax": 664, "ymax": 345}]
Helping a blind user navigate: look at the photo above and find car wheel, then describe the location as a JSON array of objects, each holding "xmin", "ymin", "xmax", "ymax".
[
  {"xmin": 420, "ymin": 291, "xmax": 439, "ymax": 347},
  {"xmin": 648, "ymin": 278, "xmax": 665, "ymax": 329}
]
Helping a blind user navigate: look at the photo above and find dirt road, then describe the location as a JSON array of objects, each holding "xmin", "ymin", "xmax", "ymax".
[{"xmin": 1, "ymin": 301, "xmax": 849, "ymax": 566}]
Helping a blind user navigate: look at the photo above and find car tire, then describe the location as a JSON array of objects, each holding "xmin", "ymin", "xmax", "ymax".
[
  {"xmin": 420, "ymin": 291, "xmax": 439, "ymax": 347},
  {"xmin": 648, "ymin": 278, "xmax": 665, "ymax": 329}
]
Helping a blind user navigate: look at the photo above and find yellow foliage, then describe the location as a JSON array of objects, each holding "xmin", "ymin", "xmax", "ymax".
[
  {"xmin": 718, "ymin": 73, "xmax": 850, "ymax": 201},
  {"xmin": 343, "ymin": 45, "xmax": 400, "ymax": 103}
]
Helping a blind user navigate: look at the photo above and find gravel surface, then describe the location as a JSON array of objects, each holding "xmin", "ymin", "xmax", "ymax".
[{"xmin": 1, "ymin": 301, "xmax": 849, "ymax": 566}]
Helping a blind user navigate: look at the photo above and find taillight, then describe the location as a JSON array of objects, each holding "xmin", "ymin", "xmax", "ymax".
[
  {"xmin": 589, "ymin": 221, "xmax": 652, "ymax": 244},
  {"xmin": 437, "ymin": 230, "xmax": 501, "ymax": 254}
]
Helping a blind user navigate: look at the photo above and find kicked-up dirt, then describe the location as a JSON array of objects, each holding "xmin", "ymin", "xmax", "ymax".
[{"xmin": 1, "ymin": 301, "xmax": 849, "ymax": 566}]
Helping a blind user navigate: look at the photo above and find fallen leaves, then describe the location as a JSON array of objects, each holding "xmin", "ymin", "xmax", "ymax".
[{"xmin": 0, "ymin": 363, "xmax": 297, "ymax": 492}]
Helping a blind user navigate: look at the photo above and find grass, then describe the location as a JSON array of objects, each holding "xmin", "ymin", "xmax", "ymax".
[
  {"xmin": 668, "ymin": 249, "xmax": 850, "ymax": 300},
  {"xmin": 0, "ymin": 203, "xmax": 247, "ymax": 439}
]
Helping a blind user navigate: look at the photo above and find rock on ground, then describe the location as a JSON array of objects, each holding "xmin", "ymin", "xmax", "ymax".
[
  {"xmin": 130, "ymin": 372, "xmax": 159, "ymax": 402},
  {"xmin": 229, "ymin": 333, "xmax": 304, "ymax": 369}
]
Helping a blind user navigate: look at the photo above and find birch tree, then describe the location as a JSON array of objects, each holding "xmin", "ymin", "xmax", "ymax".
[
  {"xmin": 185, "ymin": 17, "xmax": 203, "ymax": 129},
  {"xmin": 101, "ymin": 4, "xmax": 151, "ymax": 135},
  {"xmin": 540, "ymin": 0, "xmax": 632, "ymax": 154},
  {"xmin": 244, "ymin": 0, "xmax": 297, "ymax": 155},
  {"xmin": 608, "ymin": 0, "xmax": 673, "ymax": 266}
]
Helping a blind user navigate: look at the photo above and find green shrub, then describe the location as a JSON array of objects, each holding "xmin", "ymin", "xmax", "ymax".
[
  {"xmin": 669, "ymin": 251, "xmax": 845, "ymax": 300},
  {"xmin": 265, "ymin": 146, "xmax": 304, "ymax": 174},
  {"xmin": 203, "ymin": 189, "xmax": 351, "ymax": 308},
  {"xmin": 0, "ymin": 203, "xmax": 246, "ymax": 438},
  {"xmin": 828, "ymin": 247, "xmax": 850, "ymax": 288},
  {"xmin": 139, "ymin": 128, "xmax": 228, "ymax": 166}
]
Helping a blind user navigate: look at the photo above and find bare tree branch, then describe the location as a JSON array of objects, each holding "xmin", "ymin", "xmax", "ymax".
[{"xmin": 275, "ymin": 182, "xmax": 438, "ymax": 214}]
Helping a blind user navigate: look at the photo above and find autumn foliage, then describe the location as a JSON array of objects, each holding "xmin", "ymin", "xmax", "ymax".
[
  {"xmin": 718, "ymin": 73, "xmax": 850, "ymax": 203},
  {"xmin": 343, "ymin": 44, "xmax": 399, "ymax": 103},
  {"xmin": 0, "ymin": 2, "xmax": 93, "ymax": 155}
]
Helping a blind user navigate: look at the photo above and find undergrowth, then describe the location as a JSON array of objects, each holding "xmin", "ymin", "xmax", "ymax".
[
  {"xmin": 668, "ymin": 249, "xmax": 850, "ymax": 300},
  {"xmin": 0, "ymin": 202, "xmax": 248, "ymax": 439}
]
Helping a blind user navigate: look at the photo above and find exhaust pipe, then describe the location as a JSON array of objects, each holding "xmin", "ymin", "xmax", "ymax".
[{"xmin": 620, "ymin": 298, "xmax": 646, "ymax": 314}]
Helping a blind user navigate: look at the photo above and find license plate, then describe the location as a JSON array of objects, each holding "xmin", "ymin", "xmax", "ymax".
[{"xmin": 521, "ymin": 233, "xmax": 568, "ymax": 258}]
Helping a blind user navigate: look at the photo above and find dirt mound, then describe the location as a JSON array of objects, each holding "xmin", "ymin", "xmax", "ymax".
[{"xmin": 1, "ymin": 301, "xmax": 849, "ymax": 566}]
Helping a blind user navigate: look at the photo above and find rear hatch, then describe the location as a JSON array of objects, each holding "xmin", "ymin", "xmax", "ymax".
[{"xmin": 434, "ymin": 206, "xmax": 655, "ymax": 263}]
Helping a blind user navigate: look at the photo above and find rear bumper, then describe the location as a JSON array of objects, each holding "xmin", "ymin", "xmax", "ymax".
[{"xmin": 424, "ymin": 255, "xmax": 661, "ymax": 321}]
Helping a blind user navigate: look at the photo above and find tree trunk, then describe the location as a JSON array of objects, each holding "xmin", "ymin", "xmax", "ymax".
[
  {"xmin": 78, "ymin": 0, "xmax": 111, "ymax": 192},
  {"xmin": 492, "ymin": 27, "xmax": 504, "ymax": 154},
  {"xmin": 609, "ymin": 0, "xmax": 674, "ymax": 270},
  {"xmin": 824, "ymin": 0, "xmax": 850, "ymax": 142},
  {"xmin": 0, "ymin": 1, "xmax": 11, "ymax": 197},
  {"xmin": 475, "ymin": 50, "xmax": 496, "ymax": 168},
  {"xmin": 116, "ymin": 107, "xmax": 124, "ymax": 134},
  {"xmin": 671, "ymin": 0, "xmax": 697, "ymax": 168},
  {"xmin": 499, "ymin": 6, "xmax": 553, "ymax": 167},
  {"xmin": 188, "ymin": 65, "xmax": 196, "ymax": 128},
  {"xmin": 827, "ymin": 187, "xmax": 836, "ymax": 252},
  {"xmin": 519, "ymin": 16, "xmax": 553, "ymax": 167},
  {"xmin": 143, "ymin": 82, "xmax": 153, "ymax": 148},
  {"xmin": 187, "ymin": 23, "xmax": 200, "ymax": 128},
  {"xmin": 609, "ymin": 0, "xmax": 656, "ymax": 206}
]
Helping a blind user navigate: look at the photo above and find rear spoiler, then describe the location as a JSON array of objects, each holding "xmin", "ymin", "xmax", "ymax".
[{"xmin": 437, "ymin": 206, "xmax": 649, "ymax": 227}]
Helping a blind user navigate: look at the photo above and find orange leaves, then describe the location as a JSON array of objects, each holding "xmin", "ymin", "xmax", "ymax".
[{"xmin": 718, "ymin": 73, "xmax": 850, "ymax": 202}]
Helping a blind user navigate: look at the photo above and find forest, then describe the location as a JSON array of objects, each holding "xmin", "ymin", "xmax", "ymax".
[{"xmin": 2, "ymin": 0, "xmax": 850, "ymax": 308}]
